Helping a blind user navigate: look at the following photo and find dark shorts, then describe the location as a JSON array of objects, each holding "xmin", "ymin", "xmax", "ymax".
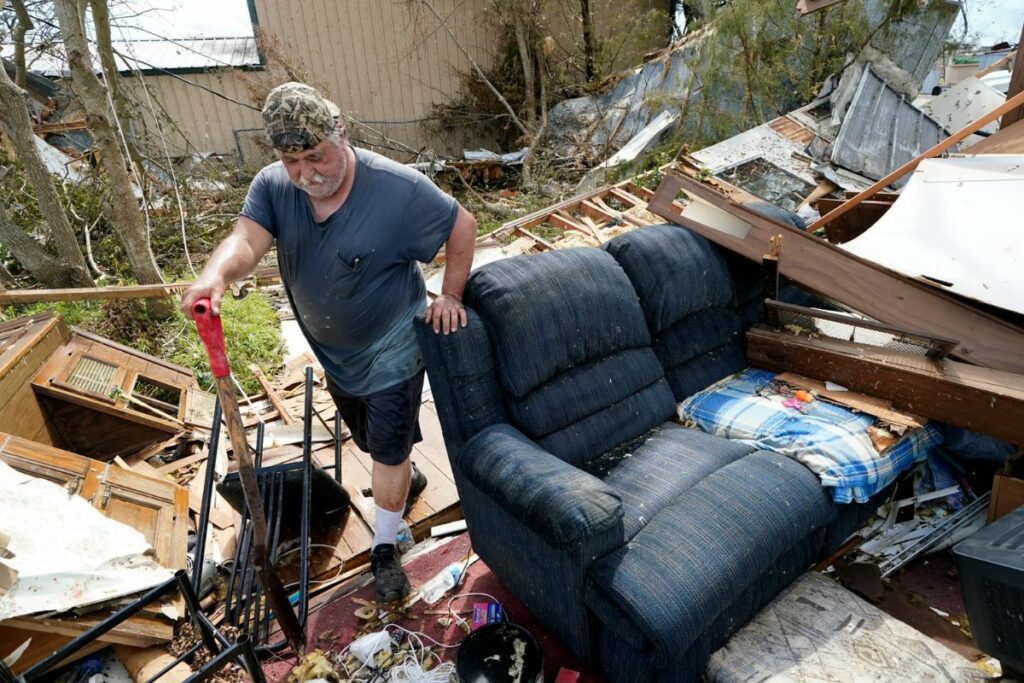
[{"xmin": 326, "ymin": 369, "xmax": 425, "ymax": 466}]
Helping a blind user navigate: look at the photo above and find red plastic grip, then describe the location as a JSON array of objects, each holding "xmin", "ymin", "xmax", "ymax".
[{"xmin": 191, "ymin": 297, "xmax": 230, "ymax": 378}]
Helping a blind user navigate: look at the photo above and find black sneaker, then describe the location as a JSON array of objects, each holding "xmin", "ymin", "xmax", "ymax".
[
  {"xmin": 371, "ymin": 543, "xmax": 410, "ymax": 603},
  {"xmin": 405, "ymin": 462, "xmax": 428, "ymax": 515}
]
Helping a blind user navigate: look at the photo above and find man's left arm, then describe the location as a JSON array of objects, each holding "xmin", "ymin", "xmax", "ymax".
[{"xmin": 425, "ymin": 205, "xmax": 477, "ymax": 335}]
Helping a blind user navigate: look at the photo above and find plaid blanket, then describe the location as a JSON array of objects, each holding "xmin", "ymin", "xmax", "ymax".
[{"xmin": 678, "ymin": 369, "xmax": 942, "ymax": 503}]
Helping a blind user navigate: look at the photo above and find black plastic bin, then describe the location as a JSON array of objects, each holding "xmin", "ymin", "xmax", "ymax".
[{"xmin": 953, "ymin": 504, "xmax": 1024, "ymax": 674}]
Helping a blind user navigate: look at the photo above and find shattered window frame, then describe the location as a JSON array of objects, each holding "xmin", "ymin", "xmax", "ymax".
[{"xmin": 715, "ymin": 157, "xmax": 817, "ymax": 213}]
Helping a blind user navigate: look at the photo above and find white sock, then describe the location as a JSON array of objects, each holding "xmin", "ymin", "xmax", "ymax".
[{"xmin": 373, "ymin": 505, "xmax": 404, "ymax": 549}]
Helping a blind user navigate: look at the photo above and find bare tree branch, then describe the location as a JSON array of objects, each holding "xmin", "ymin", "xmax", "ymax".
[{"xmin": 412, "ymin": 0, "xmax": 531, "ymax": 137}]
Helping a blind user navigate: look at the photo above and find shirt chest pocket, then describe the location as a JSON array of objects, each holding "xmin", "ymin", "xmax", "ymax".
[{"xmin": 328, "ymin": 249, "xmax": 373, "ymax": 299}]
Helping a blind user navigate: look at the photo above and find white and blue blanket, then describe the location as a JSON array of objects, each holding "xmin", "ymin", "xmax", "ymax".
[{"xmin": 679, "ymin": 369, "xmax": 942, "ymax": 503}]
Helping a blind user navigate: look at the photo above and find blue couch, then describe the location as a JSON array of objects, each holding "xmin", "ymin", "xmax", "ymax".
[{"xmin": 415, "ymin": 225, "xmax": 880, "ymax": 681}]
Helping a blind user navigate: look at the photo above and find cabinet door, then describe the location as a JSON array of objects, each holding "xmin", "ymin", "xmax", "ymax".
[
  {"xmin": 0, "ymin": 432, "xmax": 187, "ymax": 569},
  {"xmin": 95, "ymin": 465, "xmax": 187, "ymax": 569},
  {"xmin": 0, "ymin": 433, "xmax": 95, "ymax": 497}
]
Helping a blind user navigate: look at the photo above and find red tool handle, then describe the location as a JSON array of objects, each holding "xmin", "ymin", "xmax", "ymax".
[{"xmin": 191, "ymin": 298, "xmax": 230, "ymax": 378}]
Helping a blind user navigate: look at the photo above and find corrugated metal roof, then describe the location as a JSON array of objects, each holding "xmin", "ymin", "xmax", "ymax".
[
  {"xmin": 831, "ymin": 66, "xmax": 947, "ymax": 188},
  {"xmin": 1, "ymin": 37, "xmax": 258, "ymax": 76}
]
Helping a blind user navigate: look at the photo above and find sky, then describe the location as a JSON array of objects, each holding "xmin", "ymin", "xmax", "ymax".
[
  {"xmin": 954, "ymin": 0, "xmax": 1024, "ymax": 46},
  {"xmin": 115, "ymin": 0, "xmax": 1022, "ymax": 47}
]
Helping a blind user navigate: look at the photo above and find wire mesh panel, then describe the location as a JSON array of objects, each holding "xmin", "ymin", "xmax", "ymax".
[
  {"xmin": 67, "ymin": 356, "xmax": 118, "ymax": 396},
  {"xmin": 769, "ymin": 300, "xmax": 955, "ymax": 358}
]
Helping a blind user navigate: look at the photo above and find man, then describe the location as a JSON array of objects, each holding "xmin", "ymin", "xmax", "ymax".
[{"xmin": 182, "ymin": 82, "xmax": 476, "ymax": 603}]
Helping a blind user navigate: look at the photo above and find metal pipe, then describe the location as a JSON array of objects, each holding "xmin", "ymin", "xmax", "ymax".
[
  {"xmin": 300, "ymin": 366, "xmax": 314, "ymax": 626},
  {"xmin": 255, "ymin": 421, "xmax": 265, "ymax": 468},
  {"xmin": 263, "ymin": 469, "xmax": 286, "ymax": 644},
  {"xmin": 192, "ymin": 400, "xmax": 223, "ymax": 595},
  {"xmin": 183, "ymin": 634, "xmax": 265, "ymax": 683},
  {"xmin": 175, "ymin": 570, "xmax": 220, "ymax": 656},
  {"xmin": 23, "ymin": 575, "xmax": 181, "ymax": 679},
  {"xmin": 334, "ymin": 410, "xmax": 343, "ymax": 484},
  {"xmin": 144, "ymin": 641, "xmax": 202, "ymax": 683}
]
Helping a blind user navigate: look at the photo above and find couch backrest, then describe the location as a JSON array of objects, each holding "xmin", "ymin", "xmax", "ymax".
[
  {"xmin": 603, "ymin": 225, "xmax": 754, "ymax": 401},
  {"xmin": 464, "ymin": 248, "xmax": 676, "ymax": 468}
]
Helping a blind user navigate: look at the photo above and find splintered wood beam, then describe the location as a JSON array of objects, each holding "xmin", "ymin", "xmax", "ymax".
[
  {"xmin": 746, "ymin": 328, "xmax": 1024, "ymax": 444},
  {"xmin": 249, "ymin": 364, "xmax": 294, "ymax": 425},
  {"xmin": 0, "ymin": 282, "xmax": 191, "ymax": 305},
  {"xmin": 648, "ymin": 170, "xmax": 1024, "ymax": 374}
]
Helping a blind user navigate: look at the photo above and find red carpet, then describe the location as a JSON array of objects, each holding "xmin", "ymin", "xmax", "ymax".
[{"xmin": 263, "ymin": 533, "xmax": 606, "ymax": 682}]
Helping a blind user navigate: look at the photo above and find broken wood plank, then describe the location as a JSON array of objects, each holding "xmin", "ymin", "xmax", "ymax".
[
  {"xmin": 746, "ymin": 328, "xmax": 1024, "ymax": 444},
  {"xmin": 32, "ymin": 119, "xmax": 88, "ymax": 135},
  {"xmin": 515, "ymin": 227, "xmax": 557, "ymax": 251},
  {"xmin": 155, "ymin": 450, "xmax": 208, "ymax": 475},
  {"xmin": 249, "ymin": 364, "xmax": 294, "ymax": 425},
  {"xmin": 0, "ymin": 283, "xmax": 192, "ymax": 305},
  {"xmin": 774, "ymin": 372, "xmax": 924, "ymax": 429},
  {"xmin": 648, "ymin": 170, "xmax": 1024, "ymax": 374},
  {"xmin": 1002, "ymin": 24, "xmax": 1024, "ymax": 128},
  {"xmin": 3, "ymin": 612, "xmax": 171, "ymax": 647},
  {"xmin": 795, "ymin": 0, "xmax": 846, "ymax": 15}
]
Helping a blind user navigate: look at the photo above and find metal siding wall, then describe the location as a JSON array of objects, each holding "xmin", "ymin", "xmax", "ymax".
[
  {"xmin": 123, "ymin": 70, "xmax": 267, "ymax": 157},
  {"xmin": 245, "ymin": 0, "xmax": 498, "ymax": 159},
  {"xmin": 117, "ymin": 2, "xmax": 680, "ymax": 159}
]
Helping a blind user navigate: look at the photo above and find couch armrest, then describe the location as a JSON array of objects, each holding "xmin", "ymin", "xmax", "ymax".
[{"xmin": 458, "ymin": 424, "xmax": 623, "ymax": 550}]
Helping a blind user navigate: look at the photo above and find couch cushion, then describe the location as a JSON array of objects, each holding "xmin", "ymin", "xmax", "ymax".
[
  {"xmin": 593, "ymin": 423, "xmax": 755, "ymax": 539},
  {"xmin": 604, "ymin": 225, "xmax": 750, "ymax": 401},
  {"xmin": 536, "ymin": 379, "xmax": 676, "ymax": 467},
  {"xmin": 465, "ymin": 248, "xmax": 651, "ymax": 398},
  {"xmin": 653, "ymin": 308, "xmax": 745, "ymax": 371},
  {"xmin": 664, "ymin": 343, "xmax": 749, "ymax": 401},
  {"xmin": 508, "ymin": 347, "xmax": 664, "ymax": 437},
  {"xmin": 586, "ymin": 450, "xmax": 835, "ymax": 667},
  {"xmin": 603, "ymin": 224, "xmax": 735, "ymax": 334}
]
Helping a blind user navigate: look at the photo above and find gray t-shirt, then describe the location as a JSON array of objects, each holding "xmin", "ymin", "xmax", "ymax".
[{"xmin": 241, "ymin": 147, "xmax": 458, "ymax": 395}]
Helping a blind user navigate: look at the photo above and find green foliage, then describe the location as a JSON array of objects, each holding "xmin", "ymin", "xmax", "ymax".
[
  {"xmin": 680, "ymin": 0, "xmax": 874, "ymax": 147},
  {"xmin": 166, "ymin": 294, "xmax": 284, "ymax": 395}
]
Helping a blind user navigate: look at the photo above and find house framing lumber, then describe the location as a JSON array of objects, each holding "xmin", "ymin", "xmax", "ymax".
[
  {"xmin": 648, "ymin": 168, "xmax": 1024, "ymax": 374},
  {"xmin": 489, "ymin": 179, "xmax": 659, "ymax": 249},
  {"xmin": 746, "ymin": 328, "xmax": 1024, "ymax": 444}
]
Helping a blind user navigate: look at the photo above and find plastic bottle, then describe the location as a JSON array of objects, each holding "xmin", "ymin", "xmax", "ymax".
[
  {"xmin": 420, "ymin": 562, "xmax": 462, "ymax": 604},
  {"xmin": 396, "ymin": 520, "xmax": 414, "ymax": 553}
]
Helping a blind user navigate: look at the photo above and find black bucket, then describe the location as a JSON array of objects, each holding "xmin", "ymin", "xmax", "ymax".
[{"xmin": 456, "ymin": 621, "xmax": 543, "ymax": 683}]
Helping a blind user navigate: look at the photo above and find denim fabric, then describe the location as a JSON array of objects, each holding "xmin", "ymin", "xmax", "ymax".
[
  {"xmin": 536, "ymin": 379, "xmax": 676, "ymax": 467},
  {"xmin": 507, "ymin": 348, "xmax": 665, "ymax": 438},
  {"xmin": 465, "ymin": 249, "xmax": 651, "ymax": 398},
  {"xmin": 664, "ymin": 343, "xmax": 748, "ymax": 401},
  {"xmin": 587, "ymin": 450, "xmax": 835, "ymax": 667},
  {"xmin": 458, "ymin": 424, "xmax": 623, "ymax": 549},
  {"xmin": 603, "ymin": 225, "xmax": 735, "ymax": 334},
  {"xmin": 598, "ymin": 423, "xmax": 755, "ymax": 539},
  {"xmin": 457, "ymin": 468, "xmax": 620, "ymax": 661},
  {"xmin": 414, "ymin": 311, "xmax": 507, "ymax": 454}
]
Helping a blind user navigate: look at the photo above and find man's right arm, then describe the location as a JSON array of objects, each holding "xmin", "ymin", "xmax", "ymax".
[{"xmin": 180, "ymin": 216, "xmax": 274, "ymax": 318}]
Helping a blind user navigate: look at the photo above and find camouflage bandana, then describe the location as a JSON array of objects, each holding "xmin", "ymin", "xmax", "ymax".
[{"xmin": 262, "ymin": 82, "xmax": 340, "ymax": 152}]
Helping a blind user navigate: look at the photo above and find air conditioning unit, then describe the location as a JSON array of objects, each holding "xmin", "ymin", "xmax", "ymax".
[{"xmin": 953, "ymin": 505, "xmax": 1024, "ymax": 674}]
